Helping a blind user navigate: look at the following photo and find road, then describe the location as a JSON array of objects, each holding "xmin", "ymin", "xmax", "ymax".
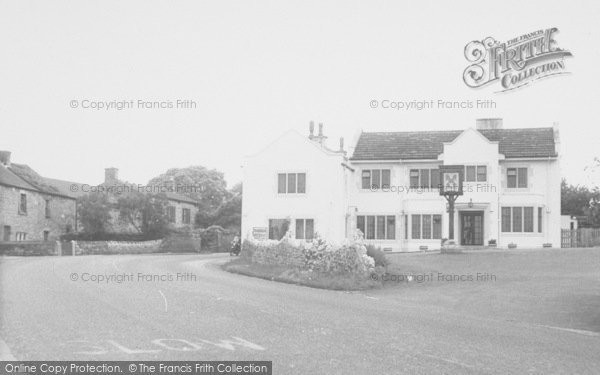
[{"xmin": 0, "ymin": 253, "xmax": 599, "ymax": 374}]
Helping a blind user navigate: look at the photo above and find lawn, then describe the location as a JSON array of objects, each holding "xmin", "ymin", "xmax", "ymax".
[{"xmin": 379, "ymin": 248, "xmax": 600, "ymax": 334}]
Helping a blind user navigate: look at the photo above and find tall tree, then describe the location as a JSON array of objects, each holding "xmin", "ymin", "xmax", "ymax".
[
  {"xmin": 78, "ymin": 193, "xmax": 112, "ymax": 234},
  {"xmin": 117, "ymin": 192, "xmax": 170, "ymax": 236},
  {"xmin": 148, "ymin": 166, "xmax": 228, "ymax": 215}
]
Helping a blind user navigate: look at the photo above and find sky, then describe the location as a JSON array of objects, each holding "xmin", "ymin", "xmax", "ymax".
[{"xmin": 1, "ymin": 0, "xmax": 599, "ymax": 188}]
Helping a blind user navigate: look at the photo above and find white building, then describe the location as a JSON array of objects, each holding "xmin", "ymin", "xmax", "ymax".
[{"xmin": 242, "ymin": 119, "xmax": 561, "ymax": 251}]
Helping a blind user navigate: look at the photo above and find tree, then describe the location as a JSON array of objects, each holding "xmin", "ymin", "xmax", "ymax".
[
  {"xmin": 78, "ymin": 193, "xmax": 112, "ymax": 234},
  {"xmin": 561, "ymin": 179, "xmax": 593, "ymax": 216},
  {"xmin": 117, "ymin": 192, "xmax": 170, "ymax": 237},
  {"xmin": 147, "ymin": 166, "xmax": 229, "ymax": 216},
  {"xmin": 212, "ymin": 183, "xmax": 242, "ymax": 231}
]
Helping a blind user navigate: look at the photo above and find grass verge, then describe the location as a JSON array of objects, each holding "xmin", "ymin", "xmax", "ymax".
[{"xmin": 223, "ymin": 258, "xmax": 381, "ymax": 291}]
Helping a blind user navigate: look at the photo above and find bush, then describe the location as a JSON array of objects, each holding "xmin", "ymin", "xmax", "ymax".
[
  {"xmin": 365, "ymin": 244, "xmax": 390, "ymax": 267},
  {"xmin": 241, "ymin": 233, "xmax": 375, "ymax": 276}
]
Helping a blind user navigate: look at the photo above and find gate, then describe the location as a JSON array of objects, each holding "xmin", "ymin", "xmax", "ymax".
[{"xmin": 60, "ymin": 241, "xmax": 73, "ymax": 255}]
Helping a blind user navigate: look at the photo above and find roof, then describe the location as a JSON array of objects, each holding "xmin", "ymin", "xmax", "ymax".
[
  {"xmin": 0, "ymin": 163, "xmax": 76, "ymax": 199},
  {"xmin": 42, "ymin": 177, "xmax": 86, "ymax": 199},
  {"xmin": 164, "ymin": 191, "xmax": 198, "ymax": 205},
  {"xmin": 350, "ymin": 127, "xmax": 557, "ymax": 160}
]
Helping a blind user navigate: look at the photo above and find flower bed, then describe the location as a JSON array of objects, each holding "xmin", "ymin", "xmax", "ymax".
[{"xmin": 240, "ymin": 233, "xmax": 375, "ymax": 277}]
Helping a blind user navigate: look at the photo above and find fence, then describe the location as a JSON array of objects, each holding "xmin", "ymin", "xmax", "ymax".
[{"xmin": 561, "ymin": 228, "xmax": 600, "ymax": 248}]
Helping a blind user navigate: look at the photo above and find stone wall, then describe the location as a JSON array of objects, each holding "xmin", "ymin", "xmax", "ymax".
[
  {"xmin": 0, "ymin": 185, "xmax": 76, "ymax": 241},
  {"xmin": 0, "ymin": 241, "xmax": 60, "ymax": 256},
  {"xmin": 159, "ymin": 229, "xmax": 202, "ymax": 253},
  {"xmin": 73, "ymin": 240, "xmax": 163, "ymax": 255}
]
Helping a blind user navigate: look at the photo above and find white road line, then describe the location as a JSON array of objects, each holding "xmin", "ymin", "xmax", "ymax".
[
  {"xmin": 0, "ymin": 337, "xmax": 16, "ymax": 360},
  {"xmin": 158, "ymin": 290, "xmax": 168, "ymax": 312},
  {"xmin": 421, "ymin": 354, "xmax": 478, "ymax": 370},
  {"xmin": 538, "ymin": 325, "xmax": 600, "ymax": 337}
]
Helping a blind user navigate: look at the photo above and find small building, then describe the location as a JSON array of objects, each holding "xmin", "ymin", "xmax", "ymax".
[{"xmin": 0, "ymin": 151, "xmax": 77, "ymax": 242}]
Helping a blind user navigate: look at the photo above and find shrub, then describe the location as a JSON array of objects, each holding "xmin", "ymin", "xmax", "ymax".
[
  {"xmin": 365, "ymin": 244, "xmax": 389, "ymax": 267},
  {"xmin": 241, "ymin": 232, "xmax": 375, "ymax": 276}
]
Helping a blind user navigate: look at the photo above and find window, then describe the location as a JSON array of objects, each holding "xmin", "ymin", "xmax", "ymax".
[
  {"xmin": 297, "ymin": 173, "xmax": 306, "ymax": 193},
  {"xmin": 409, "ymin": 170, "xmax": 420, "ymax": 188},
  {"xmin": 501, "ymin": 208, "xmax": 511, "ymax": 232},
  {"xmin": 366, "ymin": 216, "xmax": 375, "ymax": 239},
  {"xmin": 295, "ymin": 219, "xmax": 314, "ymax": 240},
  {"xmin": 16, "ymin": 232, "xmax": 27, "ymax": 241},
  {"xmin": 524, "ymin": 207, "xmax": 534, "ymax": 232},
  {"xmin": 362, "ymin": 169, "xmax": 391, "ymax": 189},
  {"xmin": 507, "ymin": 168, "xmax": 527, "ymax": 188},
  {"xmin": 477, "ymin": 166, "xmax": 487, "ymax": 182},
  {"xmin": 466, "ymin": 166, "xmax": 476, "ymax": 182},
  {"xmin": 386, "ymin": 216, "xmax": 396, "ymax": 240},
  {"xmin": 411, "ymin": 214, "xmax": 442, "ymax": 239},
  {"xmin": 356, "ymin": 215, "xmax": 395, "ymax": 240},
  {"xmin": 19, "ymin": 193, "xmax": 27, "ymax": 214},
  {"xmin": 167, "ymin": 206, "xmax": 176, "ymax": 222},
  {"xmin": 465, "ymin": 165, "xmax": 486, "ymax": 182},
  {"xmin": 268, "ymin": 219, "xmax": 289, "ymax": 240},
  {"xmin": 517, "ymin": 168, "xmax": 528, "ymax": 188},
  {"xmin": 3, "ymin": 226, "xmax": 10, "ymax": 241},
  {"xmin": 182, "ymin": 208, "xmax": 191, "ymax": 224},
  {"xmin": 430, "ymin": 170, "xmax": 440, "ymax": 189},
  {"xmin": 404, "ymin": 215, "xmax": 408, "ymax": 239},
  {"xmin": 45, "ymin": 199, "xmax": 51, "ymax": 218},
  {"xmin": 278, "ymin": 174, "xmax": 286, "ymax": 193},
  {"xmin": 502, "ymin": 206, "xmax": 538, "ymax": 233},
  {"xmin": 411, "ymin": 215, "xmax": 421, "ymax": 239},
  {"xmin": 422, "ymin": 215, "xmax": 432, "ymax": 239},
  {"xmin": 432, "ymin": 215, "xmax": 442, "ymax": 239},
  {"xmin": 43, "ymin": 231, "xmax": 50, "ymax": 241},
  {"xmin": 410, "ymin": 169, "xmax": 440, "ymax": 189},
  {"xmin": 512, "ymin": 207, "xmax": 522, "ymax": 232},
  {"xmin": 278, "ymin": 173, "xmax": 306, "ymax": 194}
]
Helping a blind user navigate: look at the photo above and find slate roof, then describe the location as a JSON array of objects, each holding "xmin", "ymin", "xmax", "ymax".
[
  {"xmin": 350, "ymin": 127, "xmax": 557, "ymax": 160},
  {"xmin": 0, "ymin": 163, "xmax": 76, "ymax": 199}
]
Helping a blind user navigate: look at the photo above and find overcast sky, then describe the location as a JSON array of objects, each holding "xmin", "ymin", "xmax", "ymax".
[{"xmin": 1, "ymin": 1, "xmax": 599, "ymax": 187}]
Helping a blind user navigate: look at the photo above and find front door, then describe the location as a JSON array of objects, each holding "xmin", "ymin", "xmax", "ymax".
[{"xmin": 460, "ymin": 212, "xmax": 484, "ymax": 246}]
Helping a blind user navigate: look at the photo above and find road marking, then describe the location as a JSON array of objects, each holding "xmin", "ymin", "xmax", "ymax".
[
  {"xmin": 158, "ymin": 290, "xmax": 168, "ymax": 312},
  {"xmin": 421, "ymin": 354, "xmax": 478, "ymax": 370},
  {"xmin": 0, "ymin": 337, "xmax": 16, "ymax": 360},
  {"xmin": 538, "ymin": 325, "xmax": 600, "ymax": 337}
]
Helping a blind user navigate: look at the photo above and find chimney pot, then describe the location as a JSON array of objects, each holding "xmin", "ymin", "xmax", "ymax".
[
  {"xmin": 339, "ymin": 137, "xmax": 344, "ymax": 151},
  {"xmin": 318, "ymin": 123, "xmax": 323, "ymax": 136},
  {"xmin": 309, "ymin": 121, "xmax": 315, "ymax": 138},
  {"xmin": 476, "ymin": 118, "xmax": 503, "ymax": 130},
  {"xmin": 0, "ymin": 151, "xmax": 11, "ymax": 166}
]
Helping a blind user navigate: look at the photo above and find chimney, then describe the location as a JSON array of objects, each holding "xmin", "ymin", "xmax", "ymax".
[
  {"xmin": 339, "ymin": 137, "xmax": 345, "ymax": 153},
  {"xmin": 308, "ymin": 121, "xmax": 328, "ymax": 146},
  {"xmin": 476, "ymin": 118, "xmax": 503, "ymax": 130},
  {"xmin": 0, "ymin": 151, "xmax": 11, "ymax": 167},
  {"xmin": 104, "ymin": 167, "xmax": 119, "ymax": 184}
]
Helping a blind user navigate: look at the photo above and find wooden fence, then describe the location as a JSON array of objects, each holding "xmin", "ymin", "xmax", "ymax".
[{"xmin": 561, "ymin": 228, "xmax": 600, "ymax": 248}]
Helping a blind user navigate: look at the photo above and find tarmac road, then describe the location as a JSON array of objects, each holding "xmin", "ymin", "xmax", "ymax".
[{"xmin": 0, "ymin": 253, "xmax": 598, "ymax": 374}]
